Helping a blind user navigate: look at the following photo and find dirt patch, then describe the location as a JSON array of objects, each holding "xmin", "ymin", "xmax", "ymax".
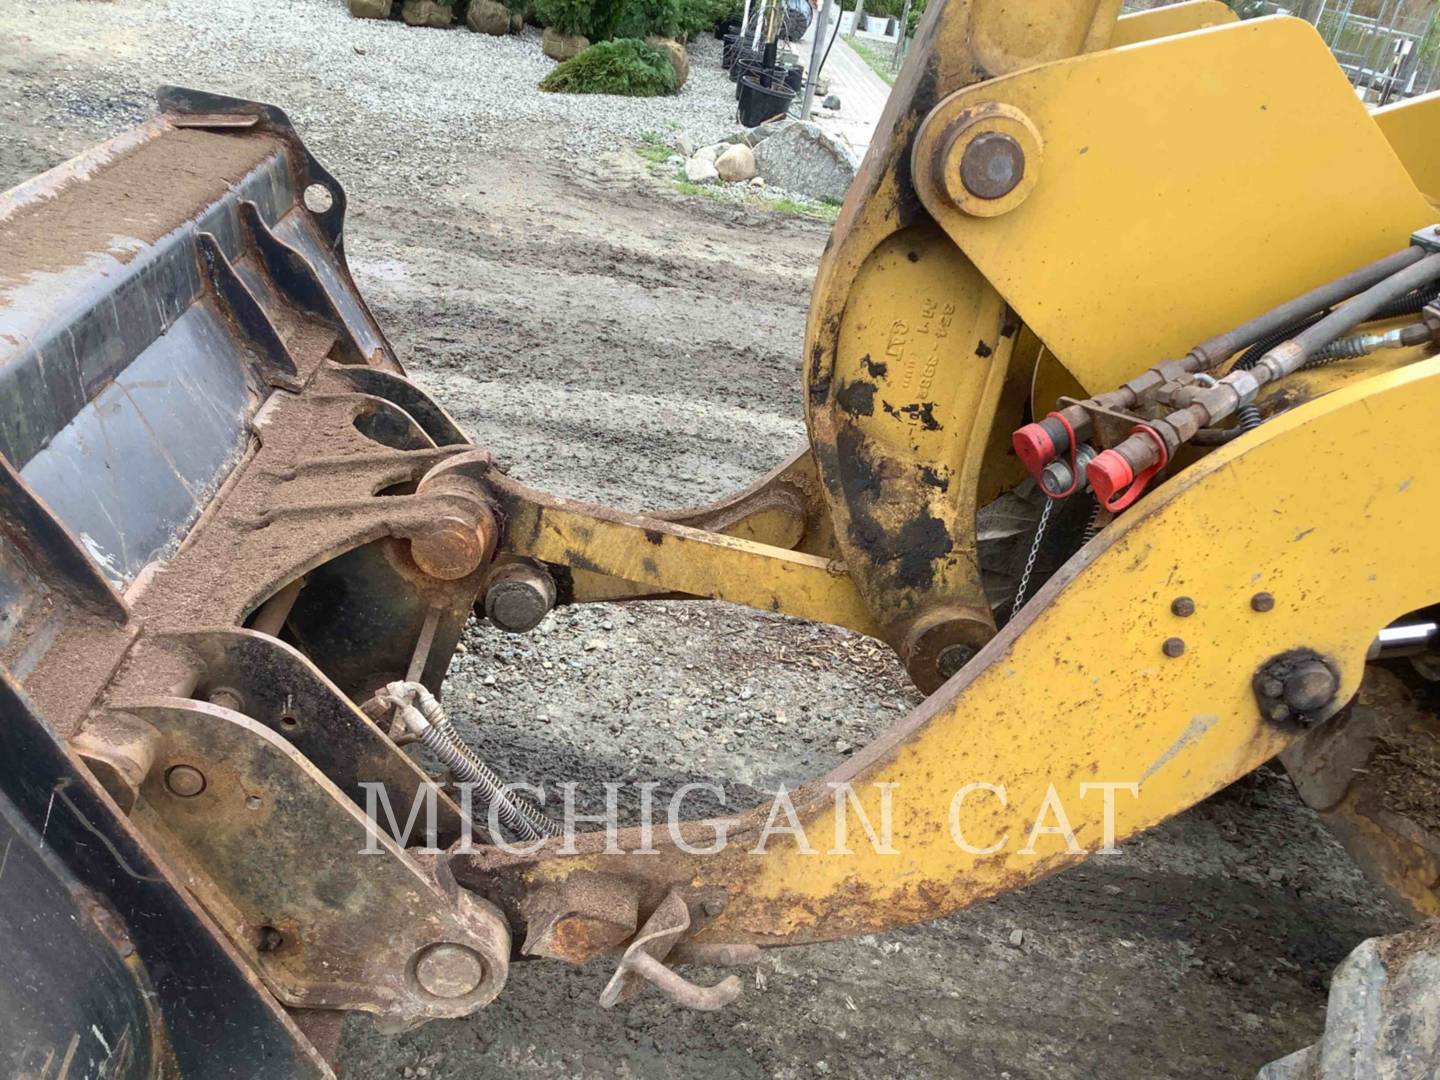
[{"xmin": 0, "ymin": 126, "xmax": 282, "ymax": 282}]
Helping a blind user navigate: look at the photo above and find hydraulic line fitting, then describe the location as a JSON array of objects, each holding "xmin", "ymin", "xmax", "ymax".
[
  {"xmin": 1014, "ymin": 242, "xmax": 1440, "ymax": 504},
  {"xmin": 1086, "ymin": 247, "xmax": 1440, "ymax": 503}
]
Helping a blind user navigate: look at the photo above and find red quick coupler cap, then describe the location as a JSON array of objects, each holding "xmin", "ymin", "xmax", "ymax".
[
  {"xmin": 1086, "ymin": 449, "xmax": 1133, "ymax": 504},
  {"xmin": 1012, "ymin": 423, "xmax": 1056, "ymax": 477}
]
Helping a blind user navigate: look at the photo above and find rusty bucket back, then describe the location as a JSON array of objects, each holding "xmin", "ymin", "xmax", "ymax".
[
  {"xmin": 0, "ymin": 88, "xmax": 497, "ymax": 1076},
  {"xmin": 0, "ymin": 87, "xmax": 399, "ymax": 610}
]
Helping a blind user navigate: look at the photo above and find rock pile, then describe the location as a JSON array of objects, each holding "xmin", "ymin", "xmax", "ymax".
[{"xmin": 676, "ymin": 120, "xmax": 857, "ymax": 202}]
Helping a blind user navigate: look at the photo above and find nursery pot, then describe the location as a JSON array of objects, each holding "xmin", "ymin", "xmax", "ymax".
[
  {"xmin": 738, "ymin": 76, "xmax": 795, "ymax": 127},
  {"xmin": 732, "ymin": 52, "xmax": 763, "ymax": 87},
  {"xmin": 735, "ymin": 60, "xmax": 780, "ymax": 100},
  {"xmin": 783, "ymin": 64, "xmax": 803, "ymax": 93},
  {"xmin": 729, "ymin": 47, "xmax": 759, "ymax": 82}
]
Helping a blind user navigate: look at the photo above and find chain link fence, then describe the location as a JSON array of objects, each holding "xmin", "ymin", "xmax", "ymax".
[{"xmin": 1249, "ymin": 0, "xmax": 1440, "ymax": 101}]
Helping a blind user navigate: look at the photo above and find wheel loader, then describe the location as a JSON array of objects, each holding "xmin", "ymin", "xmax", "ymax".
[{"xmin": 2, "ymin": 0, "xmax": 1439, "ymax": 1075}]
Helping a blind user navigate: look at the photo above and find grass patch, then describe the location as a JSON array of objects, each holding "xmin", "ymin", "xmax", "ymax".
[
  {"xmin": 646, "ymin": 137, "xmax": 840, "ymax": 222},
  {"xmin": 847, "ymin": 37, "xmax": 896, "ymax": 86},
  {"xmin": 673, "ymin": 177, "xmax": 841, "ymax": 221},
  {"xmin": 636, "ymin": 130, "xmax": 675, "ymax": 162}
]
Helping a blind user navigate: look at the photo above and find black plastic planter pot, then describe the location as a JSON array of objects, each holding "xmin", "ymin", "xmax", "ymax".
[
  {"xmin": 736, "ymin": 61, "xmax": 782, "ymax": 101},
  {"xmin": 722, "ymin": 35, "xmax": 740, "ymax": 69},
  {"xmin": 738, "ymin": 77, "xmax": 795, "ymax": 127},
  {"xmin": 732, "ymin": 56, "xmax": 764, "ymax": 91},
  {"xmin": 784, "ymin": 64, "xmax": 804, "ymax": 94},
  {"xmin": 729, "ymin": 48, "xmax": 759, "ymax": 82}
]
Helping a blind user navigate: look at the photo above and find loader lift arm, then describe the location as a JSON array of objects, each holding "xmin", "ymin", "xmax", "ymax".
[{"xmin": 2, "ymin": 0, "xmax": 1440, "ymax": 1068}]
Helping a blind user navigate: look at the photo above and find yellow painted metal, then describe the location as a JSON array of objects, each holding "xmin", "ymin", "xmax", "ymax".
[
  {"xmin": 802, "ymin": 0, "xmax": 1122, "ymax": 682},
  {"xmin": 490, "ymin": 477, "xmax": 882, "ymax": 639},
  {"xmin": 913, "ymin": 17, "xmax": 1437, "ymax": 395},
  {"xmin": 1108, "ymin": 0, "xmax": 1236, "ymax": 47},
  {"xmin": 823, "ymin": 224, "xmax": 1012, "ymax": 644},
  {"xmin": 1374, "ymin": 90, "xmax": 1440, "ymax": 206},
  {"xmin": 468, "ymin": 357, "xmax": 1440, "ymax": 944}
]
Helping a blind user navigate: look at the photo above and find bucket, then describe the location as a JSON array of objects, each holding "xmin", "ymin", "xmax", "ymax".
[{"xmin": 738, "ymin": 77, "xmax": 795, "ymax": 127}]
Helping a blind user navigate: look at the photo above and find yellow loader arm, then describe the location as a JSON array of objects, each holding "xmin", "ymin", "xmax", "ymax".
[{"xmin": 2, "ymin": 0, "xmax": 1438, "ymax": 1067}]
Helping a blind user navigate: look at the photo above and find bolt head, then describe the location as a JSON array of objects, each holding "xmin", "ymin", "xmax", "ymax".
[
  {"xmin": 960, "ymin": 132, "xmax": 1025, "ymax": 200},
  {"xmin": 1266, "ymin": 703, "xmax": 1293, "ymax": 723},
  {"xmin": 936, "ymin": 643, "xmax": 976, "ymax": 679},
  {"xmin": 411, "ymin": 516, "xmax": 487, "ymax": 581},
  {"xmin": 1250, "ymin": 592, "xmax": 1275, "ymax": 613},
  {"xmin": 702, "ymin": 897, "xmax": 727, "ymax": 917},
  {"xmin": 485, "ymin": 579, "xmax": 552, "ymax": 633},
  {"xmin": 413, "ymin": 943, "xmax": 485, "ymax": 999},
  {"xmin": 1040, "ymin": 459, "xmax": 1075, "ymax": 495},
  {"xmin": 164, "ymin": 764, "xmax": 206, "ymax": 798},
  {"xmin": 1284, "ymin": 663, "xmax": 1339, "ymax": 714},
  {"xmin": 1162, "ymin": 637, "xmax": 1186, "ymax": 658},
  {"xmin": 1170, "ymin": 597, "xmax": 1196, "ymax": 618},
  {"xmin": 1261, "ymin": 678, "xmax": 1285, "ymax": 699},
  {"xmin": 208, "ymin": 686, "xmax": 244, "ymax": 712}
]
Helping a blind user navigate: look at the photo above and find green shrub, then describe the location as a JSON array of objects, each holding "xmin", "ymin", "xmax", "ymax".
[
  {"xmin": 615, "ymin": 0, "xmax": 681, "ymax": 39},
  {"xmin": 674, "ymin": 0, "xmax": 735, "ymax": 38},
  {"xmin": 534, "ymin": 0, "xmax": 631, "ymax": 37},
  {"xmin": 533, "ymin": 0, "xmax": 591, "ymax": 35},
  {"xmin": 539, "ymin": 38, "xmax": 679, "ymax": 94},
  {"xmin": 905, "ymin": 0, "xmax": 925, "ymax": 37},
  {"xmin": 591, "ymin": 0, "xmax": 631, "ymax": 38}
]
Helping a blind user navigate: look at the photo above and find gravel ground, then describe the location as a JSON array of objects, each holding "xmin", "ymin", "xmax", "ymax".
[
  {"xmin": 0, "ymin": 0, "xmax": 739, "ymax": 197},
  {"xmin": 0, "ymin": 2, "xmax": 1417, "ymax": 1077}
]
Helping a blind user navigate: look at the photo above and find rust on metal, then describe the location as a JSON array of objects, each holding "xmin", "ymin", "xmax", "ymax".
[
  {"xmin": 521, "ymin": 870, "xmax": 641, "ymax": 965},
  {"xmin": 598, "ymin": 891, "xmax": 741, "ymax": 1011}
]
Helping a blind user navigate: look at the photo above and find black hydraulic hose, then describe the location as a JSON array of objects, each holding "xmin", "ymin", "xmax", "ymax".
[
  {"xmin": 1369, "ymin": 279, "xmax": 1440, "ymax": 321},
  {"xmin": 1198, "ymin": 278, "xmax": 1440, "ymax": 444},
  {"xmin": 1269, "ymin": 251, "xmax": 1440, "ymax": 374},
  {"xmin": 1232, "ymin": 308, "xmax": 1332, "ymax": 371},
  {"xmin": 1187, "ymin": 246, "xmax": 1428, "ymax": 370},
  {"xmin": 816, "ymin": 3, "xmax": 843, "ymax": 79}
]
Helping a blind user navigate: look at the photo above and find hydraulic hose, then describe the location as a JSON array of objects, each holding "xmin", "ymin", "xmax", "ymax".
[
  {"xmin": 1252, "ymin": 251, "xmax": 1440, "ymax": 382},
  {"xmin": 1088, "ymin": 249, "xmax": 1440, "ymax": 506},
  {"xmin": 1186, "ymin": 245, "xmax": 1429, "ymax": 371},
  {"xmin": 1012, "ymin": 246, "xmax": 1431, "ymax": 479}
]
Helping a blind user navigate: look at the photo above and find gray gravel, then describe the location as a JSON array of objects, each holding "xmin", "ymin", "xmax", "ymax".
[{"xmin": 1, "ymin": 0, "xmax": 741, "ymax": 199}]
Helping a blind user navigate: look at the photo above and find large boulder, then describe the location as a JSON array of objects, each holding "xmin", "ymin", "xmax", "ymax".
[
  {"xmin": 724, "ymin": 117, "xmax": 793, "ymax": 147},
  {"xmin": 645, "ymin": 37, "xmax": 689, "ymax": 89},
  {"xmin": 1258, "ymin": 922, "xmax": 1440, "ymax": 1080},
  {"xmin": 466, "ymin": 0, "xmax": 511, "ymax": 33},
  {"xmin": 684, "ymin": 155, "xmax": 720, "ymax": 185},
  {"xmin": 753, "ymin": 121, "xmax": 858, "ymax": 202},
  {"xmin": 542, "ymin": 26, "xmax": 589, "ymax": 60},
  {"xmin": 348, "ymin": 0, "xmax": 393, "ymax": 17},
  {"xmin": 401, "ymin": 0, "xmax": 453, "ymax": 25},
  {"xmin": 715, "ymin": 143, "xmax": 756, "ymax": 182}
]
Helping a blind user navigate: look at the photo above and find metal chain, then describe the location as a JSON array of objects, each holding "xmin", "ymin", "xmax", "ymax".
[{"xmin": 1010, "ymin": 495, "xmax": 1055, "ymax": 619}]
